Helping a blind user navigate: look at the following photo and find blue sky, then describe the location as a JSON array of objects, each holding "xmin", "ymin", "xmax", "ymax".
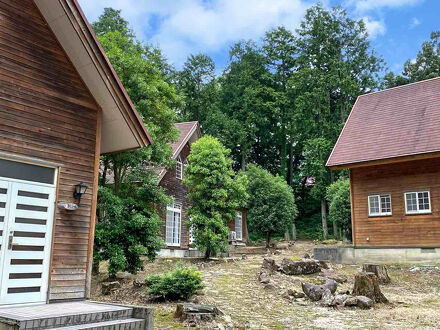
[{"xmin": 78, "ymin": 0, "xmax": 439, "ymax": 74}]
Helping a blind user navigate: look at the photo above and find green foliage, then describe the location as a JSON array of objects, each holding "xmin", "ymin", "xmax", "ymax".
[
  {"xmin": 246, "ymin": 165, "xmax": 298, "ymax": 247},
  {"xmin": 145, "ymin": 267, "xmax": 204, "ymax": 301},
  {"xmin": 326, "ymin": 179, "xmax": 352, "ymax": 240},
  {"xmin": 184, "ymin": 136, "xmax": 248, "ymax": 258},
  {"xmin": 384, "ymin": 31, "xmax": 440, "ymax": 88}
]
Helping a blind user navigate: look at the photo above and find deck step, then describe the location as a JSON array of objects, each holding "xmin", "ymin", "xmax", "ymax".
[{"xmin": 49, "ymin": 317, "xmax": 145, "ymax": 329}]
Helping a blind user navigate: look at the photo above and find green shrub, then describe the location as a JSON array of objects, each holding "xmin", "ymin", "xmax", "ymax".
[{"xmin": 145, "ymin": 267, "xmax": 204, "ymax": 301}]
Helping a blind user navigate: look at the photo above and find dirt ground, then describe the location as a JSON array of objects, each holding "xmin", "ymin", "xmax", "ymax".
[{"xmin": 91, "ymin": 241, "xmax": 440, "ymax": 329}]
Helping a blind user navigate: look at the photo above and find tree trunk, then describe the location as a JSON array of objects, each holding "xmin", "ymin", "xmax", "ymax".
[
  {"xmin": 333, "ymin": 221, "xmax": 338, "ymax": 240},
  {"xmin": 291, "ymin": 222, "xmax": 297, "ymax": 241},
  {"xmin": 321, "ymin": 199, "xmax": 328, "ymax": 240},
  {"xmin": 352, "ymin": 272, "xmax": 388, "ymax": 303},
  {"xmin": 284, "ymin": 230, "xmax": 290, "ymax": 241},
  {"xmin": 266, "ymin": 233, "xmax": 271, "ymax": 248},
  {"xmin": 241, "ymin": 153, "xmax": 246, "ymax": 171},
  {"xmin": 362, "ymin": 265, "xmax": 391, "ymax": 284},
  {"xmin": 92, "ymin": 253, "xmax": 100, "ymax": 275}
]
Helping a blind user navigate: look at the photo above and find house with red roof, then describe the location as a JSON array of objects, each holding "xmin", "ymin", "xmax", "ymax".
[
  {"xmin": 322, "ymin": 77, "xmax": 440, "ymax": 263},
  {"xmin": 158, "ymin": 122, "xmax": 247, "ymax": 257}
]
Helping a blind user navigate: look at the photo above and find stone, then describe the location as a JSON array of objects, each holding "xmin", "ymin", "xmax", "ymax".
[
  {"xmin": 356, "ymin": 296, "xmax": 374, "ymax": 309},
  {"xmin": 242, "ymin": 254, "xmax": 248, "ymax": 260},
  {"xmin": 264, "ymin": 283, "xmax": 276, "ymax": 290},
  {"xmin": 303, "ymin": 253, "xmax": 311, "ymax": 259},
  {"xmin": 292, "ymin": 291, "xmax": 305, "ymax": 299},
  {"xmin": 301, "ymin": 279, "xmax": 338, "ymax": 301},
  {"xmin": 133, "ymin": 279, "xmax": 144, "ymax": 288},
  {"xmin": 320, "ymin": 289, "xmax": 335, "ymax": 307},
  {"xmin": 274, "ymin": 250, "xmax": 282, "ymax": 255},
  {"xmin": 320, "ymin": 269, "xmax": 348, "ymax": 284},
  {"xmin": 258, "ymin": 272, "xmax": 271, "ymax": 284},
  {"xmin": 174, "ymin": 303, "xmax": 220, "ymax": 321},
  {"xmin": 333, "ymin": 294, "xmax": 349, "ymax": 306},
  {"xmin": 344, "ymin": 296, "xmax": 358, "ymax": 307},
  {"xmin": 280, "ymin": 258, "xmax": 321, "ymax": 275},
  {"xmin": 115, "ymin": 271, "xmax": 136, "ymax": 280},
  {"xmin": 261, "ymin": 257, "xmax": 279, "ymax": 274},
  {"xmin": 352, "ymin": 272, "xmax": 388, "ymax": 303},
  {"xmin": 101, "ymin": 281, "xmax": 120, "ymax": 295}
]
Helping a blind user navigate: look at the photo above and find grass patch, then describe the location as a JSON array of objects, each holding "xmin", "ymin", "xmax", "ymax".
[{"xmin": 154, "ymin": 308, "xmax": 186, "ymax": 329}]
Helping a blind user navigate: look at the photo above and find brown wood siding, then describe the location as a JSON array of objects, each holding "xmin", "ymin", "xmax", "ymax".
[
  {"xmin": 351, "ymin": 157, "xmax": 440, "ymax": 247},
  {"xmin": 0, "ymin": 0, "xmax": 99, "ymax": 300},
  {"xmin": 159, "ymin": 144, "xmax": 191, "ymax": 249}
]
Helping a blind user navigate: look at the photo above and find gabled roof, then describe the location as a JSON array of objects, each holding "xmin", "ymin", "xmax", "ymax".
[
  {"xmin": 327, "ymin": 77, "xmax": 440, "ymax": 169},
  {"xmin": 34, "ymin": 0, "xmax": 152, "ymax": 154},
  {"xmin": 158, "ymin": 121, "xmax": 201, "ymax": 180}
]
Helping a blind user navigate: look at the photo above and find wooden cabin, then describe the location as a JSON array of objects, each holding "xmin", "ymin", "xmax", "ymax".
[
  {"xmin": 158, "ymin": 121, "xmax": 248, "ymax": 257},
  {"xmin": 0, "ymin": 0, "xmax": 151, "ymax": 307},
  {"xmin": 327, "ymin": 77, "xmax": 440, "ymax": 251}
]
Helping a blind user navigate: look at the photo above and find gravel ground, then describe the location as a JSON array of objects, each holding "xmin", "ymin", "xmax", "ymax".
[{"xmin": 92, "ymin": 240, "xmax": 440, "ymax": 329}]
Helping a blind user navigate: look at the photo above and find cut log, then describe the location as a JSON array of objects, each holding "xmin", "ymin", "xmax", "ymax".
[
  {"xmin": 362, "ymin": 264, "xmax": 391, "ymax": 284},
  {"xmin": 352, "ymin": 272, "xmax": 388, "ymax": 303}
]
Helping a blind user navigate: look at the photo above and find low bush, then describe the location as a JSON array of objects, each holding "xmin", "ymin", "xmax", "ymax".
[{"xmin": 145, "ymin": 267, "xmax": 204, "ymax": 301}]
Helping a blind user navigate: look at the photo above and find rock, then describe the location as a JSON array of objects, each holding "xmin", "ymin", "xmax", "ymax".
[
  {"xmin": 344, "ymin": 296, "xmax": 358, "ymax": 307},
  {"xmin": 261, "ymin": 257, "xmax": 279, "ymax": 274},
  {"xmin": 320, "ymin": 289, "xmax": 335, "ymax": 306},
  {"xmin": 362, "ymin": 264, "xmax": 391, "ymax": 284},
  {"xmin": 133, "ymin": 279, "xmax": 144, "ymax": 288},
  {"xmin": 281, "ymin": 291, "xmax": 291, "ymax": 299},
  {"xmin": 175, "ymin": 303, "xmax": 220, "ymax": 321},
  {"xmin": 303, "ymin": 253, "xmax": 311, "ymax": 259},
  {"xmin": 292, "ymin": 291, "xmax": 305, "ymax": 299},
  {"xmin": 258, "ymin": 272, "xmax": 271, "ymax": 284},
  {"xmin": 280, "ymin": 258, "xmax": 321, "ymax": 275},
  {"xmin": 101, "ymin": 281, "xmax": 121, "ymax": 295},
  {"xmin": 320, "ymin": 269, "xmax": 348, "ymax": 284},
  {"xmin": 352, "ymin": 272, "xmax": 388, "ymax": 303},
  {"xmin": 317, "ymin": 260, "xmax": 329, "ymax": 270},
  {"xmin": 274, "ymin": 250, "xmax": 282, "ymax": 255},
  {"xmin": 356, "ymin": 296, "xmax": 374, "ymax": 309},
  {"xmin": 115, "ymin": 271, "xmax": 136, "ymax": 280},
  {"xmin": 333, "ymin": 294, "xmax": 349, "ymax": 306},
  {"xmin": 301, "ymin": 279, "xmax": 338, "ymax": 301},
  {"xmin": 264, "ymin": 283, "xmax": 276, "ymax": 290},
  {"xmin": 242, "ymin": 254, "xmax": 248, "ymax": 260}
]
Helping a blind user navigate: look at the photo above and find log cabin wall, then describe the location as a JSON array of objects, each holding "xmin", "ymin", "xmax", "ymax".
[
  {"xmin": 0, "ymin": 0, "xmax": 99, "ymax": 300},
  {"xmin": 351, "ymin": 157, "xmax": 440, "ymax": 247}
]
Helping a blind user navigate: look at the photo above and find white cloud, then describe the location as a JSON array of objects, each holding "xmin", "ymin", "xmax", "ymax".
[
  {"xmin": 78, "ymin": 0, "xmax": 311, "ymax": 67},
  {"xmin": 361, "ymin": 17, "xmax": 386, "ymax": 39},
  {"xmin": 410, "ymin": 17, "xmax": 421, "ymax": 28},
  {"xmin": 347, "ymin": 0, "xmax": 423, "ymax": 12}
]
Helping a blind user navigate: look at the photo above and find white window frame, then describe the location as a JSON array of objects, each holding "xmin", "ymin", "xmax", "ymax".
[
  {"xmin": 235, "ymin": 211, "xmax": 243, "ymax": 240},
  {"xmin": 176, "ymin": 157, "xmax": 183, "ymax": 180},
  {"xmin": 368, "ymin": 194, "xmax": 392, "ymax": 217},
  {"xmin": 404, "ymin": 191, "xmax": 431, "ymax": 215},
  {"xmin": 166, "ymin": 203, "xmax": 181, "ymax": 246}
]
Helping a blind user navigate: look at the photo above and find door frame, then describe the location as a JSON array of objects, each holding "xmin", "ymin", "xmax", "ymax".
[{"xmin": 0, "ymin": 153, "xmax": 61, "ymax": 306}]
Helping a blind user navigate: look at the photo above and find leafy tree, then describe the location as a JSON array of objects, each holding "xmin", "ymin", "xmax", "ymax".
[
  {"xmin": 184, "ymin": 136, "xmax": 248, "ymax": 258},
  {"xmin": 176, "ymin": 54, "xmax": 218, "ymax": 123},
  {"xmin": 326, "ymin": 179, "xmax": 351, "ymax": 241},
  {"xmin": 384, "ymin": 31, "xmax": 440, "ymax": 88},
  {"xmin": 92, "ymin": 8, "xmax": 134, "ymax": 39},
  {"xmin": 289, "ymin": 5, "xmax": 383, "ymax": 239},
  {"xmin": 246, "ymin": 165, "xmax": 297, "ymax": 247},
  {"xmin": 94, "ymin": 171, "xmax": 166, "ymax": 275}
]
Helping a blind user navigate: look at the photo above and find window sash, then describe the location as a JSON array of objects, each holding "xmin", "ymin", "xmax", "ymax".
[
  {"xmin": 166, "ymin": 203, "xmax": 181, "ymax": 246},
  {"xmin": 176, "ymin": 159, "xmax": 183, "ymax": 180},
  {"xmin": 235, "ymin": 211, "xmax": 243, "ymax": 240},
  {"xmin": 405, "ymin": 191, "xmax": 431, "ymax": 214},
  {"xmin": 368, "ymin": 194, "xmax": 392, "ymax": 216}
]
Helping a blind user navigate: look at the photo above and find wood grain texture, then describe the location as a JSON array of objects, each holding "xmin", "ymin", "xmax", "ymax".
[
  {"xmin": 351, "ymin": 158, "xmax": 440, "ymax": 247},
  {"xmin": 0, "ymin": 0, "xmax": 99, "ymax": 301}
]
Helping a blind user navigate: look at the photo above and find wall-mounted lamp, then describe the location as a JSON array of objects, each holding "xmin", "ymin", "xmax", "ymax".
[{"xmin": 73, "ymin": 182, "xmax": 88, "ymax": 205}]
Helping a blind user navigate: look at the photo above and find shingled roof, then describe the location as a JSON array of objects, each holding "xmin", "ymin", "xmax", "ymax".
[{"xmin": 327, "ymin": 77, "xmax": 440, "ymax": 169}]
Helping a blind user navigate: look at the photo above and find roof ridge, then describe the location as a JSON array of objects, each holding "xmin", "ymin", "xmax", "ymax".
[{"xmin": 360, "ymin": 76, "xmax": 440, "ymax": 98}]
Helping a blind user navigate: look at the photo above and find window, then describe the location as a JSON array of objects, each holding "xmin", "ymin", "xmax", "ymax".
[
  {"xmin": 235, "ymin": 211, "xmax": 243, "ymax": 240},
  {"xmin": 405, "ymin": 191, "xmax": 431, "ymax": 214},
  {"xmin": 368, "ymin": 194, "xmax": 391, "ymax": 216},
  {"xmin": 166, "ymin": 203, "xmax": 181, "ymax": 246},
  {"xmin": 176, "ymin": 158, "xmax": 183, "ymax": 180}
]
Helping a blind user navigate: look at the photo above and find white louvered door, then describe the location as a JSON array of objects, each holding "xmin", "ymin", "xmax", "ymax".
[{"xmin": 0, "ymin": 180, "xmax": 56, "ymax": 305}]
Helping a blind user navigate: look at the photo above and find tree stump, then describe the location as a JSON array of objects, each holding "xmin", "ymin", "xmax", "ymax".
[
  {"xmin": 352, "ymin": 272, "xmax": 388, "ymax": 303},
  {"xmin": 362, "ymin": 264, "xmax": 391, "ymax": 284}
]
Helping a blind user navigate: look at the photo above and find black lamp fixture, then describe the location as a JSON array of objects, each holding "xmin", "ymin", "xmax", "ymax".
[{"xmin": 74, "ymin": 182, "xmax": 88, "ymax": 205}]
